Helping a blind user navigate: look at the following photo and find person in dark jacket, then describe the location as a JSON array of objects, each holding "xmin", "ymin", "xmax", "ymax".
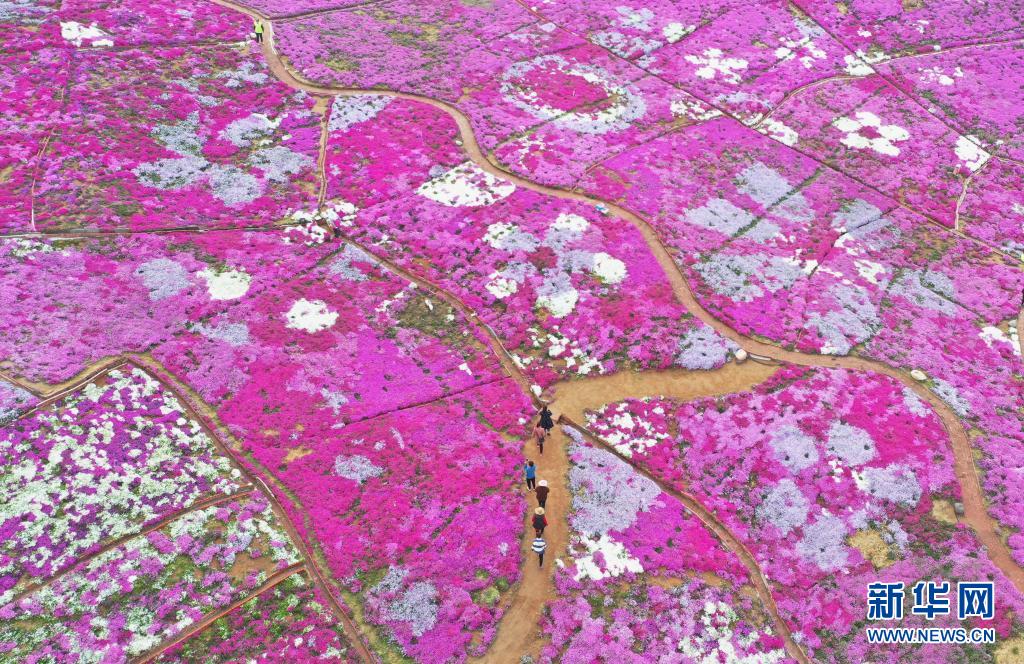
[
  {"xmin": 536, "ymin": 479, "xmax": 550, "ymax": 508},
  {"xmin": 532, "ymin": 536, "xmax": 547, "ymax": 567},
  {"xmin": 539, "ymin": 405, "xmax": 554, "ymax": 433},
  {"xmin": 532, "ymin": 507, "xmax": 547, "ymax": 536},
  {"xmin": 524, "ymin": 460, "xmax": 537, "ymax": 490}
]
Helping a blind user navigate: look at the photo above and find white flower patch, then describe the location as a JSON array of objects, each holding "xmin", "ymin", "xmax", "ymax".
[
  {"xmin": 678, "ymin": 601, "xmax": 787, "ymax": 664},
  {"xmin": 663, "ymin": 22, "xmax": 695, "ymax": 43},
  {"xmin": 670, "ymin": 95, "xmax": 722, "ymax": 122},
  {"xmin": 591, "ymin": 252, "xmax": 627, "ymax": 284},
  {"xmin": 842, "ymin": 49, "xmax": 888, "ymax": 76},
  {"xmin": 954, "ymin": 135, "xmax": 990, "ymax": 172},
  {"xmin": 328, "ymin": 95, "xmax": 391, "ymax": 133},
  {"xmin": 853, "ymin": 258, "xmax": 887, "ymax": 285},
  {"xmin": 284, "ymin": 298, "xmax": 338, "ymax": 333},
  {"xmin": 774, "ymin": 22, "xmax": 828, "ymax": 69},
  {"xmin": 283, "ymin": 221, "xmax": 328, "ymax": 245},
  {"xmin": 482, "ymin": 222, "xmax": 540, "ymax": 252},
  {"xmin": 980, "ymin": 325, "xmax": 1020, "ymax": 356},
  {"xmin": 8, "ymin": 238, "xmax": 61, "ymax": 258},
  {"xmin": 592, "ymin": 31, "xmax": 661, "ymax": 60},
  {"xmin": 197, "ymin": 267, "xmax": 251, "ymax": 300},
  {"xmin": 333, "ymin": 454, "xmax": 383, "ymax": 483},
  {"xmin": 770, "ymin": 426, "xmax": 819, "ymax": 472},
  {"xmin": 919, "ymin": 65, "xmax": 964, "ymax": 87},
  {"xmin": 843, "ymin": 54, "xmax": 874, "ymax": 76},
  {"xmin": 615, "ymin": 6, "xmax": 654, "ymax": 31},
  {"xmin": 832, "ymin": 111, "xmax": 909, "ymax": 157},
  {"xmin": 536, "ymin": 274, "xmax": 580, "ymax": 318},
  {"xmin": 859, "ymin": 463, "xmax": 922, "ymax": 507},
  {"xmin": 135, "ymin": 258, "xmax": 191, "ymax": 301},
  {"xmin": 485, "ymin": 273, "xmax": 519, "ymax": 299},
  {"xmin": 523, "ymin": 328, "xmax": 603, "ymax": 376},
  {"xmin": 550, "ymin": 212, "xmax": 590, "ymax": 233},
  {"xmin": 416, "ymin": 162, "xmax": 515, "ymax": 207},
  {"xmin": 684, "ymin": 48, "xmax": 748, "ymax": 84},
  {"xmin": 757, "ymin": 118, "xmax": 799, "ymax": 146},
  {"xmin": 219, "ymin": 113, "xmax": 281, "ymax": 148},
  {"xmin": 573, "ymin": 533, "xmax": 644, "ymax": 581},
  {"xmin": 586, "ymin": 405, "xmax": 668, "ymax": 457},
  {"xmin": 826, "ymin": 421, "xmax": 877, "ymax": 466},
  {"xmin": 60, "ymin": 21, "xmax": 113, "ymax": 47},
  {"xmin": 500, "ymin": 55, "xmax": 647, "ymax": 135}
]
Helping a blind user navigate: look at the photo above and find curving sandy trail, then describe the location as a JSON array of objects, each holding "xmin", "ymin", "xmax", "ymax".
[
  {"xmin": 471, "ymin": 419, "xmax": 571, "ymax": 664},
  {"xmin": 479, "ymin": 364, "xmax": 786, "ymax": 662}
]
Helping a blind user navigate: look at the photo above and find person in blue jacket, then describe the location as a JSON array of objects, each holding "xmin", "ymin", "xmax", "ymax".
[{"xmin": 524, "ymin": 460, "xmax": 537, "ymax": 490}]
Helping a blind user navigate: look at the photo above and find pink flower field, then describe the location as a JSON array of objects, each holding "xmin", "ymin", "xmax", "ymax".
[{"xmin": 1, "ymin": 0, "xmax": 1022, "ymax": 661}]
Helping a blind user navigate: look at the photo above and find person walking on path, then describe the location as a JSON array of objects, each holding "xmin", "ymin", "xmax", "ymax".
[
  {"xmin": 533, "ymin": 423, "xmax": 546, "ymax": 455},
  {"xmin": 539, "ymin": 405, "xmax": 555, "ymax": 434},
  {"xmin": 524, "ymin": 460, "xmax": 537, "ymax": 491},
  {"xmin": 536, "ymin": 480, "xmax": 549, "ymax": 508},
  {"xmin": 532, "ymin": 507, "xmax": 547, "ymax": 537},
  {"xmin": 532, "ymin": 536, "xmax": 547, "ymax": 567},
  {"xmin": 253, "ymin": 19, "xmax": 265, "ymax": 43}
]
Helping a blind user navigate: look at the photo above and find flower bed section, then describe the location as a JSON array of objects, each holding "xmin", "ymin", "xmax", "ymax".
[
  {"xmin": 879, "ymin": 42, "xmax": 1024, "ymax": 163},
  {"xmin": 32, "ymin": 44, "xmax": 320, "ymax": 231},
  {"xmin": 0, "ymin": 366, "xmax": 247, "ymax": 604},
  {"xmin": 586, "ymin": 366, "xmax": 1024, "ymax": 661},
  {"xmin": 322, "ymin": 95, "xmax": 464, "ymax": 211},
  {"xmin": 0, "ymin": 48, "xmax": 71, "ymax": 232},
  {"xmin": 577, "ymin": 116, "xmax": 1024, "ymax": 556},
  {"xmin": 344, "ymin": 179, "xmax": 735, "ymax": 387},
  {"xmin": 34, "ymin": 0, "xmax": 248, "ymax": 49},
  {"xmin": 958, "ymin": 160, "xmax": 1024, "ymax": 259},
  {"xmin": 271, "ymin": 0, "xmax": 536, "ymax": 100},
  {"xmin": 154, "ymin": 572, "xmax": 359, "ymax": 663},
  {"xmin": 0, "ymin": 493, "xmax": 300, "ymax": 662},
  {"xmin": 148, "ymin": 249, "xmax": 535, "ymax": 661},
  {"xmin": 541, "ymin": 431, "xmax": 788, "ymax": 663},
  {"xmin": 794, "ymin": 0, "xmax": 1024, "ymax": 59},
  {"xmin": 0, "ymin": 231, "xmax": 335, "ymax": 384}
]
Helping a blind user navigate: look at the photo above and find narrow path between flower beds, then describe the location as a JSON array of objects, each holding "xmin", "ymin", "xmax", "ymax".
[
  {"xmin": 472, "ymin": 420, "xmax": 571, "ymax": 664},
  {"xmin": 478, "ymin": 363, "xmax": 793, "ymax": 663}
]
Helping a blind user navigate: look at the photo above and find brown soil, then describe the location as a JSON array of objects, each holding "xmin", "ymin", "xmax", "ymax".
[
  {"xmin": 0, "ymin": 356, "xmax": 123, "ymax": 399},
  {"xmin": 547, "ymin": 362, "xmax": 778, "ymax": 423}
]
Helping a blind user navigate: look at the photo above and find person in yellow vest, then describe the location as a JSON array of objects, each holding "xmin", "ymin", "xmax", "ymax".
[{"xmin": 254, "ymin": 19, "xmax": 265, "ymax": 43}]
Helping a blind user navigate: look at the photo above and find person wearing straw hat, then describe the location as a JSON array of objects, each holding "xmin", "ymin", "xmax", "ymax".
[
  {"xmin": 532, "ymin": 507, "xmax": 547, "ymax": 537},
  {"xmin": 253, "ymin": 18, "xmax": 264, "ymax": 43},
  {"xmin": 536, "ymin": 480, "xmax": 549, "ymax": 509},
  {"xmin": 532, "ymin": 536, "xmax": 547, "ymax": 567}
]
